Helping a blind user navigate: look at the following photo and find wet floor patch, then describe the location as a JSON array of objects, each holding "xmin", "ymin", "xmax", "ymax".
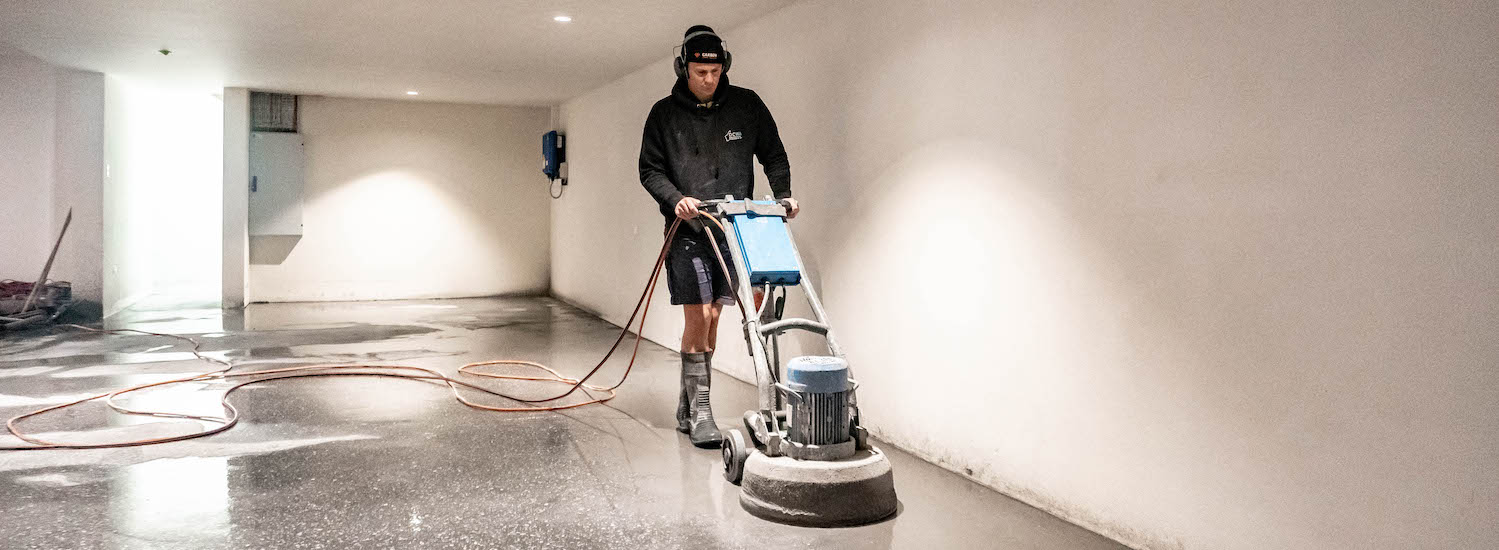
[
  {"xmin": 0, "ymin": 430, "xmax": 380, "ymax": 472},
  {"xmin": 0, "ymin": 366, "xmax": 63, "ymax": 378},
  {"xmin": 0, "ymin": 324, "xmax": 441, "ymax": 366}
]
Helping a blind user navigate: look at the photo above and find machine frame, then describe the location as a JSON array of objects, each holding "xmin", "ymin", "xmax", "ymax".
[{"xmin": 698, "ymin": 197, "xmax": 872, "ymax": 477}]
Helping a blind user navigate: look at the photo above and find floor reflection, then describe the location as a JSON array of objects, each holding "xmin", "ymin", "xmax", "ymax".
[{"xmin": 110, "ymin": 456, "xmax": 230, "ymax": 544}]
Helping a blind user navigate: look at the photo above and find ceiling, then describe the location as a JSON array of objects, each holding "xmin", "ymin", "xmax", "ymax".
[{"xmin": 0, "ymin": 0, "xmax": 795, "ymax": 105}]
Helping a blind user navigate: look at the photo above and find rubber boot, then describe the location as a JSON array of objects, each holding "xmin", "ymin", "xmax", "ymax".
[
  {"xmin": 675, "ymin": 352, "xmax": 699, "ymax": 433},
  {"xmin": 677, "ymin": 351, "xmax": 722, "ymax": 448}
]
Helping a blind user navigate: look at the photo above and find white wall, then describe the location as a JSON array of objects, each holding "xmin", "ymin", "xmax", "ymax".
[
  {"xmin": 51, "ymin": 70, "xmax": 106, "ymax": 319},
  {"xmin": 552, "ymin": 1, "xmax": 1499, "ymax": 549},
  {"xmin": 1, "ymin": 49, "xmax": 104, "ymax": 319},
  {"xmin": 223, "ymin": 88, "xmax": 249, "ymax": 309},
  {"xmin": 551, "ymin": 64, "xmax": 685, "ymax": 341},
  {"xmin": 246, "ymin": 97, "xmax": 550, "ymax": 302},
  {"xmin": 0, "ymin": 53, "xmax": 58, "ymax": 283},
  {"xmin": 103, "ymin": 77, "xmax": 223, "ymax": 315}
]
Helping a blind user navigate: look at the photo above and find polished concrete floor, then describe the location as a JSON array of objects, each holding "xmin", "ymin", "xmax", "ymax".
[{"xmin": 0, "ymin": 296, "xmax": 1126, "ymax": 550}]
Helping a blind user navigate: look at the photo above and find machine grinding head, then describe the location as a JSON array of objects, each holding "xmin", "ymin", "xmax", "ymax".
[
  {"xmin": 736, "ymin": 356, "xmax": 897, "ymax": 526},
  {"xmin": 738, "ymin": 447, "xmax": 898, "ymax": 526}
]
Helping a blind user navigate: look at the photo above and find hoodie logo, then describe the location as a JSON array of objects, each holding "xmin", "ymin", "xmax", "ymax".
[{"xmin": 724, "ymin": 130, "xmax": 743, "ymax": 142}]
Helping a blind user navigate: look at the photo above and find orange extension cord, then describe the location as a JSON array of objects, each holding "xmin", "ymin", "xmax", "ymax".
[{"xmin": 2, "ymin": 212, "xmax": 754, "ymax": 451}]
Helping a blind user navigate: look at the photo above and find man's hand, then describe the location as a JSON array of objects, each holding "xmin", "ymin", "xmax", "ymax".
[
  {"xmin": 782, "ymin": 198, "xmax": 800, "ymax": 219},
  {"xmin": 675, "ymin": 197, "xmax": 702, "ymax": 220}
]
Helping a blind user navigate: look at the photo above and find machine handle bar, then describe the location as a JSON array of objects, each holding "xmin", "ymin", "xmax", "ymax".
[
  {"xmin": 759, "ymin": 318, "xmax": 829, "ymax": 337},
  {"xmin": 696, "ymin": 197, "xmax": 792, "ymax": 218}
]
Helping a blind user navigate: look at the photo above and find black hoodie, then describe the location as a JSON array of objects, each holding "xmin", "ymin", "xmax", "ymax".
[{"xmin": 639, "ymin": 75, "xmax": 791, "ymax": 225}]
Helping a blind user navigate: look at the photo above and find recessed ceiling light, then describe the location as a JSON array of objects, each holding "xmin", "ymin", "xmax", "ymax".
[
  {"xmin": 406, "ymin": 91, "xmax": 419, "ymax": 96},
  {"xmin": 553, "ymin": 15, "xmax": 572, "ymax": 22}
]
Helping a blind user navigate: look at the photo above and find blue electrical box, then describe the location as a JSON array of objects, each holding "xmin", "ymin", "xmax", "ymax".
[
  {"xmin": 542, "ymin": 131, "xmax": 564, "ymax": 180},
  {"xmin": 731, "ymin": 203, "xmax": 802, "ymax": 286}
]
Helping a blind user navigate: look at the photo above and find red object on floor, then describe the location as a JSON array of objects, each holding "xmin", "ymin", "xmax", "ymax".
[{"xmin": 0, "ymin": 280, "xmax": 36, "ymax": 300}]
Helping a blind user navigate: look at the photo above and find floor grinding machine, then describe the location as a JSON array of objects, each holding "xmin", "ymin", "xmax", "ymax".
[{"xmin": 699, "ymin": 197, "xmax": 898, "ymax": 527}]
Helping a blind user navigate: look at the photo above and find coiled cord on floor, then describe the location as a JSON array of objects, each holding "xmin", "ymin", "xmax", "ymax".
[{"xmin": 2, "ymin": 212, "xmax": 750, "ymax": 451}]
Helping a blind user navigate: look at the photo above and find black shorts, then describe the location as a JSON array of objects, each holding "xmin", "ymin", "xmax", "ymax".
[{"xmin": 665, "ymin": 224, "xmax": 739, "ymax": 306}]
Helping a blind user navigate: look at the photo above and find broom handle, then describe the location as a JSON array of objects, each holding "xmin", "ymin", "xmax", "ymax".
[{"xmin": 20, "ymin": 208, "xmax": 72, "ymax": 314}]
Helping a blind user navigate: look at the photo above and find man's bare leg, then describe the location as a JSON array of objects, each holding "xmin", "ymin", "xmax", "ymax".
[
  {"xmin": 702, "ymin": 302, "xmax": 725, "ymax": 352},
  {"xmin": 702, "ymin": 290, "xmax": 761, "ymax": 351},
  {"xmin": 683, "ymin": 303, "xmax": 720, "ymax": 352}
]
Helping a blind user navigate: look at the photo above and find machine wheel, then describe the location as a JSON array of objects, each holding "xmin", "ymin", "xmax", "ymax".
[{"xmin": 722, "ymin": 429, "xmax": 749, "ymax": 485}]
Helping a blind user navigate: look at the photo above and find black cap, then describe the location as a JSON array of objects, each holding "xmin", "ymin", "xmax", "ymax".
[{"xmin": 683, "ymin": 25, "xmax": 725, "ymax": 65}]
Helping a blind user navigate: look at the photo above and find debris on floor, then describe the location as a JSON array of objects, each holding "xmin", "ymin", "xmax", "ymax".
[{"xmin": 0, "ymin": 280, "xmax": 73, "ymax": 330}]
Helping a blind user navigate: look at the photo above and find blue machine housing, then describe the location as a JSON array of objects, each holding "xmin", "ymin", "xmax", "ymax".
[{"xmin": 730, "ymin": 201, "xmax": 802, "ymax": 286}]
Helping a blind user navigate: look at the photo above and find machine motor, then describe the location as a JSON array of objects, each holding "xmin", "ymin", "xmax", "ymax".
[{"xmin": 782, "ymin": 356, "xmax": 856, "ymax": 459}]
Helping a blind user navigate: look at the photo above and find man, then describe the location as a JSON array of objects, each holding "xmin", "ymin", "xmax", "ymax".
[{"xmin": 639, "ymin": 25, "xmax": 798, "ymax": 448}]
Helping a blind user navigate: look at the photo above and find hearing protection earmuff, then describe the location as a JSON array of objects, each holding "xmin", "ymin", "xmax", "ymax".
[{"xmin": 674, "ymin": 29, "xmax": 732, "ymax": 78}]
